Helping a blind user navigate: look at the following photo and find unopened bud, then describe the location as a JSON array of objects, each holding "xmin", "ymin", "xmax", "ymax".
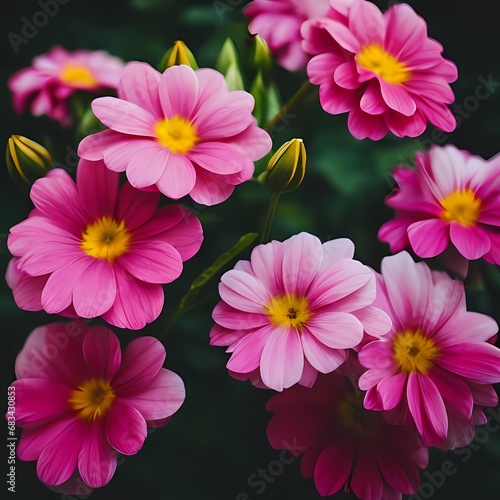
[
  {"xmin": 251, "ymin": 35, "xmax": 272, "ymax": 72},
  {"xmin": 159, "ymin": 40, "xmax": 199, "ymax": 71},
  {"xmin": 266, "ymin": 138, "xmax": 306, "ymax": 193}
]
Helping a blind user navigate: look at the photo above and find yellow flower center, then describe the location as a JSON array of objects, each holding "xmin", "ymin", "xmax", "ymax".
[
  {"xmin": 357, "ymin": 43, "xmax": 411, "ymax": 84},
  {"xmin": 440, "ymin": 189, "xmax": 481, "ymax": 227},
  {"xmin": 68, "ymin": 378, "xmax": 115, "ymax": 421},
  {"xmin": 338, "ymin": 391, "xmax": 375, "ymax": 437},
  {"xmin": 393, "ymin": 331, "xmax": 439, "ymax": 374},
  {"xmin": 59, "ymin": 63, "xmax": 98, "ymax": 87},
  {"xmin": 266, "ymin": 294, "xmax": 312, "ymax": 330},
  {"xmin": 81, "ymin": 216, "xmax": 131, "ymax": 263},
  {"xmin": 154, "ymin": 115, "xmax": 198, "ymax": 154}
]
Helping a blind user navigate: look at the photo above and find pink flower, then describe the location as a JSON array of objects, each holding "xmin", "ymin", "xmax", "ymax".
[
  {"xmin": 379, "ymin": 145, "xmax": 500, "ymax": 268},
  {"xmin": 210, "ymin": 232, "xmax": 391, "ymax": 391},
  {"xmin": 8, "ymin": 46, "xmax": 125, "ymax": 125},
  {"xmin": 243, "ymin": 0, "xmax": 330, "ymax": 71},
  {"xmin": 358, "ymin": 251, "xmax": 500, "ymax": 447},
  {"xmin": 8, "ymin": 320, "xmax": 185, "ymax": 492},
  {"xmin": 7, "ymin": 159, "xmax": 203, "ymax": 330},
  {"xmin": 266, "ymin": 371, "xmax": 427, "ymax": 499},
  {"xmin": 302, "ymin": 0, "xmax": 457, "ymax": 139},
  {"xmin": 78, "ymin": 62, "xmax": 272, "ymax": 206}
]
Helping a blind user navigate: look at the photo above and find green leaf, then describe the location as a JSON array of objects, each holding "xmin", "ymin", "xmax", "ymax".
[{"xmin": 178, "ymin": 232, "xmax": 259, "ymax": 311}]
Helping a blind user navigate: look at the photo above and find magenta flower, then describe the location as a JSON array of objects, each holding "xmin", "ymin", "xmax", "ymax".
[
  {"xmin": 266, "ymin": 371, "xmax": 427, "ymax": 499},
  {"xmin": 8, "ymin": 46, "xmax": 125, "ymax": 125},
  {"xmin": 302, "ymin": 0, "xmax": 457, "ymax": 139},
  {"xmin": 8, "ymin": 321, "xmax": 185, "ymax": 492},
  {"xmin": 379, "ymin": 145, "xmax": 500, "ymax": 268},
  {"xmin": 210, "ymin": 233, "xmax": 391, "ymax": 391},
  {"xmin": 243, "ymin": 0, "xmax": 329, "ymax": 71},
  {"xmin": 78, "ymin": 62, "xmax": 272, "ymax": 206},
  {"xmin": 358, "ymin": 251, "xmax": 500, "ymax": 447},
  {"xmin": 7, "ymin": 159, "xmax": 203, "ymax": 330}
]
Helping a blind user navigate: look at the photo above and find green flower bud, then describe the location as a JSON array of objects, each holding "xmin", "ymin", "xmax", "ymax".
[
  {"xmin": 158, "ymin": 40, "xmax": 199, "ymax": 72},
  {"xmin": 6, "ymin": 135, "xmax": 53, "ymax": 187},
  {"xmin": 266, "ymin": 138, "xmax": 306, "ymax": 193},
  {"xmin": 215, "ymin": 38, "xmax": 240, "ymax": 75},
  {"xmin": 251, "ymin": 35, "xmax": 272, "ymax": 72}
]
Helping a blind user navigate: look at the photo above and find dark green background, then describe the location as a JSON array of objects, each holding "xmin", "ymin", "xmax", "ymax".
[{"xmin": 1, "ymin": 0, "xmax": 500, "ymax": 498}]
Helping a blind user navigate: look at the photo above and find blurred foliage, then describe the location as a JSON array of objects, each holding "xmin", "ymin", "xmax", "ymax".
[{"xmin": 1, "ymin": 0, "xmax": 500, "ymax": 499}]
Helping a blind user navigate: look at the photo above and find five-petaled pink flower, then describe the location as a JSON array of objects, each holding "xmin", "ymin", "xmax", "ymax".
[
  {"xmin": 8, "ymin": 46, "xmax": 125, "ymax": 125},
  {"xmin": 243, "ymin": 0, "xmax": 330, "ymax": 71},
  {"xmin": 379, "ymin": 145, "xmax": 500, "ymax": 271},
  {"xmin": 210, "ymin": 232, "xmax": 391, "ymax": 391},
  {"xmin": 302, "ymin": 0, "xmax": 457, "ymax": 139},
  {"xmin": 358, "ymin": 251, "xmax": 500, "ymax": 447},
  {"xmin": 78, "ymin": 62, "xmax": 272, "ymax": 206},
  {"xmin": 266, "ymin": 371, "xmax": 427, "ymax": 499},
  {"xmin": 8, "ymin": 321, "xmax": 185, "ymax": 492},
  {"xmin": 7, "ymin": 159, "xmax": 203, "ymax": 330}
]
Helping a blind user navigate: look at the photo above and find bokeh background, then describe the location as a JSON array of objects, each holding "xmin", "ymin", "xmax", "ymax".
[{"xmin": 1, "ymin": 0, "xmax": 500, "ymax": 498}]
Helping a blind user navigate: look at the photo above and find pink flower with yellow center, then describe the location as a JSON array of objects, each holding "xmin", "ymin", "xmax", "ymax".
[
  {"xmin": 8, "ymin": 321, "xmax": 185, "ymax": 492},
  {"xmin": 302, "ymin": 0, "xmax": 458, "ymax": 139},
  {"xmin": 266, "ymin": 371, "xmax": 427, "ymax": 499},
  {"xmin": 210, "ymin": 232, "xmax": 391, "ymax": 391},
  {"xmin": 379, "ymin": 145, "xmax": 500, "ymax": 269},
  {"xmin": 358, "ymin": 251, "xmax": 500, "ymax": 447},
  {"xmin": 8, "ymin": 46, "xmax": 125, "ymax": 125},
  {"xmin": 6, "ymin": 159, "xmax": 203, "ymax": 330},
  {"xmin": 78, "ymin": 62, "xmax": 272, "ymax": 206},
  {"xmin": 243, "ymin": 0, "xmax": 330, "ymax": 71}
]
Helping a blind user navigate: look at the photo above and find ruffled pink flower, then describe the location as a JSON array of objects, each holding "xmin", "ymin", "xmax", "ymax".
[
  {"xmin": 379, "ymin": 145, "xmax": 500, "ymax": 269},
  {"xmin": 78, "ymin": 62, "xmax": 272, "ymax": 206},
  {"xmin": 266, "ymin": 371, "xmax": 427, "ymax": 499},
  {"xmin": 8, "ymin": 46, "xmax": 125, "ymax": 125},
  {"xmin": 243, "ymin": 0, "xmax": 330, "ymax": 71},
  {"xmin": 302, "ymin": 0, "xmax": 457, "ymax": 139},
  {"xmin": 8, "ymin": 321, "xmax": 185, "ymax": 492},
  {"xmin": 358, "ymin": 251, "xmax": 500, "ymax": 448},
  {"xmin": 210, "ymin": 233, "xmax": 391, "ymax": 391},
  {"xmin": 7, "ymin": 159, "xmax": 203, "ymax": 330}
]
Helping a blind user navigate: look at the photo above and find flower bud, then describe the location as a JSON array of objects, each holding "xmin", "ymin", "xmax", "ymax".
[
  {"xmin": 6, "ymin": 135, "xmax": 53, "ymax": 187},
  {"xmin": 215, "ymin": 38, "xmax": 245, "ymax": 90},
  {"xmin": 159, "ymin": 40, "xmax": 199, "ymax": 72},
  {"xmin": 251, "ymin": 35, "xmax": 272, "ymax": 72},
  {"xmin": 266, "ymin": 138, "xmax": 306, "ymax": 193}
]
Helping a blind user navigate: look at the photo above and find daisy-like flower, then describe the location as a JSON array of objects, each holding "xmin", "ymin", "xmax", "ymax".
[
  {"xmin": 302, "ymin": 0, "xmax": 457, "ymax": 139},
  {"xmin": 6, "ymin": 159, "xmax": 203, "ymax": 330},
  {"xmin": 358, "ymin": 251, "xmax": 500, "ymax": 447},
  {"xmin": 8, "ymin": 321, "xmax": 185, "ymax": 492},
  {"xmin": 210, "ymin": 232, "xmax": 391, "ymax": 391},
  {"xmin": 78, "ymin": 62, "xmax": 272, "ymax": 206},
  {"xmin": 243, "ymin": 0, "xmax": 330, "ymax": 71},
  {"xmin": 379, "ymin": 145, "xmax": 500, "ymax": 269},
  {"xmin": 266, "ymin": 371, "xmax": 427, "ymax": 499},
  {"xmin": 8, "ymin": 46, "xmax": 125, "ymax": 125}
]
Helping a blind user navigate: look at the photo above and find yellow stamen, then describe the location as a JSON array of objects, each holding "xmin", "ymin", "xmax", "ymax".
[
  {"xmin": 357, "ymin": 43, "xmax": 411, "ymax": 84},
  {"xmin": 68, "ymin": 378, "xmax": 115, "ymax": 421},
  {"xmin": 154, "ymin": 115, "xmax": 198, "ymax": 154},
  {"xmin": 440, "ymin": 189, "xmax": 481, "ymax": 227},
  {"xmin": 393, "ymin": 331, "xmax": 439, "ymax": 374},
  {"xmin": 266, "ymin": 294, "xmax": 312, "ymax": 330},
  {"xmin": 338, "ymin": 390, "xmax": 376, "ymax": 436},
  {"xmin": 81, "ymin": 216, "xmax": 131, "ymax": 263},
  {"xmin": 59, "ymin": 63, "xmax": 98, "ymax": 87}
]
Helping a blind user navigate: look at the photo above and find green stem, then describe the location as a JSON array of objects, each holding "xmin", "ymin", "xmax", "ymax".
[
  {"xmin": 265, "ymin": 81, "xmax": 314, "ymax": 133},
  {"xmin": 260, "ymin": 191, "xmax": 281, "ymax": 244}
]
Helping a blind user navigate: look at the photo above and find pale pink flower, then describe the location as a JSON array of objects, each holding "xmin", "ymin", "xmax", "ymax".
[
  {"xmin": 78, "ymin": 62, "xmax": 272, "ymax": 206},
  {"xmin": 243, "ymin": 0, "xmax": 330, "ymax": 71},
  {"xmin": 267, "ymin": 371, "xmax": 427, "ymax": 499},
  {"xmin": 7, "ymin": 159, "xmax": 203, "ymax": 330},
  {"xmin": 379, "ymin": 145, "xmax": 500, "ymax": 269},
  {"xmin": 8, "ymin": 321, "xmax": 185, "ymax": 492},
  {"xmin": 8, "ymin": 46, "xmax": 125, "ymax": 125},
  {"xmin": 302, "ymin": 0, "xmax": 457, "ymax": 139},
  {"xmin": 358, "ymin": 251, "xmax": 500, "ymax": 447},
  {"xmin": 210, "ymin": 232, "xmax": 391, "ymax": 391}
]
